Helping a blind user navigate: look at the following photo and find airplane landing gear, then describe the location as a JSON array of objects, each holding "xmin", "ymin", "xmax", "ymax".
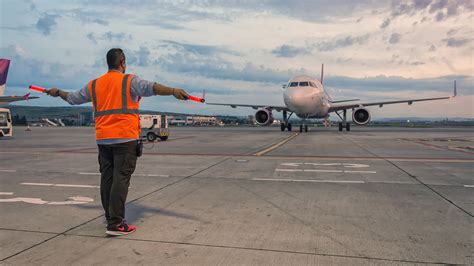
[
  {"xmin": 336, "ymin": 109, "xmax": 351, "ymax": 132},
  {"xmin": 338, "ymin": 122, "xmax": 350, "ymax": 131},
  {"xmin": 299, "ymin": 118, "xmax": 309, "ymax": 133},
  {"xmin": 281, "ymin": 110, "xmax": 293, "ymax": 132}
]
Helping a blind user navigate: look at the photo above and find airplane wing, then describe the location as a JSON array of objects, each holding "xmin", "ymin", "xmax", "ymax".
[
  {"xmin": 206, "ymin": 102, "xmax": 290, "ymax": 112},
  {"xmin": 0, "ymin": 94, "xmax": 39, "ymax": 104},
  {"xmin": 330, "ymin": 99, "xmax": 360, "ymax": 103},
  {"xmin": 329, "ymin": 82, "xmax": 457, "ymax": 113}
]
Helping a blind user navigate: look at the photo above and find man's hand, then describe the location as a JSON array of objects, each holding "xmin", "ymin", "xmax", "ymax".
[
  {"xmin": 46, "ymin": 88, "xmax": 60, "ymax": 97},
  {"xmin": 173, "ymin": 88, "xmax": 189, "ymax": 100}
]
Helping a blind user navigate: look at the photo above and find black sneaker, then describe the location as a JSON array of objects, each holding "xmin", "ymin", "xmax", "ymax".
[{"xmin": 106, "ymin": 221, "xmax": 136, "ymax": 236}]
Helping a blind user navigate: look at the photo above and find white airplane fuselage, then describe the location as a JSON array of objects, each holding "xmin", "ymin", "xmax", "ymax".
[{"xmin": 283, "ymin": 75, "xmax": 330, "ymax": 119}]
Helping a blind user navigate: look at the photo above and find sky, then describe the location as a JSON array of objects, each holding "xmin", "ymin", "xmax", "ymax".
[{"xmin": 0, "ymin": 0, "xmax": 473, "ymax": 118}]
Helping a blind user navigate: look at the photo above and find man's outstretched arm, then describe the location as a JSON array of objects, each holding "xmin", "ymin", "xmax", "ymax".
[
  {"xmin": 45, "ymin": 86, "xmax": 91, "ymax": 105},
  {"xmin": 153, "ymin": 83, "xmax": 189, "ymax": 100}
]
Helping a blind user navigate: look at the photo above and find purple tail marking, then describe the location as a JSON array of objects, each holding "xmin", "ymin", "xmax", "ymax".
[{"xmin": 0, "ymin": 59, "xmax": 11, "ymax": 86}]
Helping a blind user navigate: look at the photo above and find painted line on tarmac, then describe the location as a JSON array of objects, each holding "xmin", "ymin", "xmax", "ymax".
[
  {"xmin": 464, "ymin": 185, "xmax": 474, "ymax": 188},
  {"xmin": 0, "ymin": 169, "xmax": 16, "ymax": 172},
  {"xmin": 21, "ymin": 182, "xmax": 99, "ymax": 188},
  {"xmin": 144, "ymin": 174, "xmax": 170, "ymax": 177},
  {"xmin": 79, "ymin": 172, "xmax": 169, "ymax": 177},
  {"xmin": 276, "ymin": 169, "xmax": 376, "ymax": 174},
  {"xmin": 344, "ymin": 170, "xmax": 377, "ymax": 174},
  {"xmin": 78, "ymin": 172, "xmax": 100, "ymax": 175},
  {"xmin": 252, "ymin": 178, "xmax": 365, "ymax": 184},
  {"xmin": 0, "ymin": 196, "xmax": 94, "ymax": 205},
  {"xmin": 254, "ymin": 133, "xmax": 299, "ymax": 156},
  {"xmin": 0, "ymin": 192, "xmax": 14, "ymax": 195}
]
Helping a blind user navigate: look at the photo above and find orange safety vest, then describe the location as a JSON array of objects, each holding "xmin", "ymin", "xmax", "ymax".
[{"xmin": 87, "ymin": 71, "xmax": 141, "ymax": 140}]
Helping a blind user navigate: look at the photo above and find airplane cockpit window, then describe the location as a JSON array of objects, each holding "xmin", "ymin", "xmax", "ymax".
[
  {"xmin": 310, "ymin": 82, "xmax": 317, "ymax": 87},
  {"xmin": 289, "ymin": 82, "xmax": 298, "ymax": 87},
  {"xmin": 299, "ymin": 81, "xmax": 309, "ymax": 86}
]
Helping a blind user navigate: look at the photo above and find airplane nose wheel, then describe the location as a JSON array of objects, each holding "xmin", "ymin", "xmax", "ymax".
[
  {"xmin": 280, "ymin": 122, "xmax": 292, "ymax": 132},
  {"xmin": 299, "ymin": 124, "xmax": 308, "ymax": 133}
]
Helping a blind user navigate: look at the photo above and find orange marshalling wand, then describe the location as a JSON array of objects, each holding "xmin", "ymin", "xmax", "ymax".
[
  {"xmin": 187, "ymin": 95, "xmax": 205, "ymax": 103},
  {"xmin": 29, "ymin": 85, "xmax": 47, "ymax": 93}
]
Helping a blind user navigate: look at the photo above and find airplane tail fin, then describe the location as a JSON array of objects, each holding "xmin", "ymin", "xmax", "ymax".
[
  {"xmin": 453, "ymin": 80, "xmax": 457, "ymax": 97},
  {"xmin": 23, "ymin": 93, "xmax": 31, "ymax": 101},
  {"xmin": 0, "ymin": 59, "xmax": 11, "ymax": 96},
  {"xmin": 202, "ymin": 89, "xmax": 206, "ymax": 101},
  {"xmin": 320, "ymin": 63, "xmax": 324, "ymax": 85}
]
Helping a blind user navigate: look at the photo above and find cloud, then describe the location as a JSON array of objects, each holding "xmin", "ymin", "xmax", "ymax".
[
  {"xmin": 36, "ymin": 14, "xmax": 60, "ymax": 35},
  {"xmin": 126, "ymin": 47, "xmax": 152, "ymax": 67},
  {"xmin": 159, "ymin": 40, "xmax": 238, "ymax": 56},
  {"xmin": 271, "ymin": 45, "xmax": 312, "ymax": 58},
  {"xmin": 446, "ymin": 28, "xmax": 458, "ymax": 36},
  {"xmin": 86, "ymin": 31, "xmax": 133, "ymax": 44},
  {"xmin": 389, "ymin": 33, "xmax": 401, "ymax": 44},
  {"xmin": 390, "ymin": 0, "xmax": 474, "ymax": 21},
  {"xmin": 443, "ymin": 37, "xmax": 471, "ymax": 47},
  {"xmin": 325, "ymin": 74, "xmax": 472, "ymax": 94},
  {"xmin": 0, "ymin": 45, "xmax": 93, "ymax": 89},
  {"xmin": 315, "ymin": 34, "xmax": 370, "ymax": 51},
  {"xmin": 65, "ymin": 8, "xmax": 109, "ymax": 26},
  {"xmin": 157, "ymin": 50, "xmax": 306, "ymax": 83},
  {"xmin": 380, "ymin": 18, "xmax": 391, "ymax": 29}
]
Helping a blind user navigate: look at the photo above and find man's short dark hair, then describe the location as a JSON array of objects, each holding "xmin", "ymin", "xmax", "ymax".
[{"xmin": 106, "ymin": 48, "xmax": 125, "ymax": 69}]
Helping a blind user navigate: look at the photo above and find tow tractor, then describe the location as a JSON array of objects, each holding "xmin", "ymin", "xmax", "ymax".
[
  {"xmin": 0, "ymin": 108, "xmax": 12, "ymax": 137},
  {"xmin": 140, "ymin": 114, "xmax": 169, "ymax": 142}
]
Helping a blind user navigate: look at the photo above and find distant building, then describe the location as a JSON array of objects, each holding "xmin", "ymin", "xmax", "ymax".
[
  {"xmin": 168, "ymin": 115, "xmax": 220, "ymax": 126},
  {"xmin": 247, "ymin": 115, "xmax": 255, "ymax": 126}
]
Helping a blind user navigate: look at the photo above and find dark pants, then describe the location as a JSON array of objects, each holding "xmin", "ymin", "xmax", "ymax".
[{"xmin": 98, "ymin": 141, "xmax": 138, "ymax": 228}]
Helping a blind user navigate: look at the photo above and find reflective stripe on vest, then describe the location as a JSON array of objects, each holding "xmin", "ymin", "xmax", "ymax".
[{"xmin": 90, "ymin": 74, "xmax": 138, "ymax": 117}]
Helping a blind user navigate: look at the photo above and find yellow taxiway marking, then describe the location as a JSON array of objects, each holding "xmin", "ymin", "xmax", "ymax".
[{"xmin": 254, "ymin": 133, "xmax": 299, "ymax": 156}]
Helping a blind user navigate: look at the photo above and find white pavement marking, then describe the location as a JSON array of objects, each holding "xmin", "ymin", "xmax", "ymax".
[
  {"xmin": 0, "ymin": 197, "xmax": 48, "ymax": 204},
  {"xmin": 54, "ymin": 184, "xmax": 100, "ymax": 188},
  {"xmin": 0, "ymin": 192, "xmax": 14, "ymax": 195},
  {"xmin": 79, "ymin": 172, "xmax": 170, "ymax": 178},
  {"xmin": 0, "ymin": 196, "xmax": 94, "ymax": 205},
  {"xmin": 464, "ymin": 185, "xmax": 474, "ymax": 188},
  {"xmin": 0, "ymin": 169, "xmax": 17, "ymax": 172},
  {"xmin": 276, "ymin": 169, "xmax": 376, "ymax": 174},
  {"xmin": 275, "ymin": 169, "xmax": 303, "ymax": 172},
  {"xmin": 21, "ymin": 182, "xmax": 99, "ymax": 188},
  {"xmin": 78, "ymin": 172, "xmax": 100, "ymax": 175},
  {"xmin": 304, "ymin": 169, "xmax": 344, "ymax": 173},
  {"xmin": 21, "ymin": 182, "xmax": 53, "ymax": 186},
  {"xmin": 344, "ymin": 170, "xmax": 377, "ymax": 174},
  {"xmin": 280, "ymin": 163, "xmax": 370, "ymax": 168},
  {"xmin": 252, "ymin": 178, "xmax": 365, "ymax": 184},
  {"xmin": 135, "ymin": 174, "xmax": 170, "ymax": 177}
]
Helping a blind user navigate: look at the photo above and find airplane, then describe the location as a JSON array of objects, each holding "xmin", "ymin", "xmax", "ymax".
[
  {"xmin": 0, "ymin": 59, "xmax": 39, "ymax": 105},
  {"xmin": 207, "ymin": 64, "xmax": 457, "ymax": 132}
]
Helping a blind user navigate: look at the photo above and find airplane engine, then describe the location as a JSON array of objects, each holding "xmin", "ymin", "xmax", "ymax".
[
  {"xmin": 352, "ymin": 108, "xmax": 371, "ymax": 125},
  {"xmin": 255, "ymin": 108, "xmax": 274, "ymax": 126}
]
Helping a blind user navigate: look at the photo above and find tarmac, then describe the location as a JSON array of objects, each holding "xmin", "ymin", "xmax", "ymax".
[{"xmin": 0, "ymin": 126, "xmax": 473, "ymax": 265}]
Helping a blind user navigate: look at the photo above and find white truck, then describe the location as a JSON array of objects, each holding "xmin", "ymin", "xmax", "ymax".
[
  {"xmin": 0, "ymin": 108, "xmax": 12, "ymax": 137},
  {"xmin": 140, "ymin": 114, "xmax": 169, "ymax": 142}
]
